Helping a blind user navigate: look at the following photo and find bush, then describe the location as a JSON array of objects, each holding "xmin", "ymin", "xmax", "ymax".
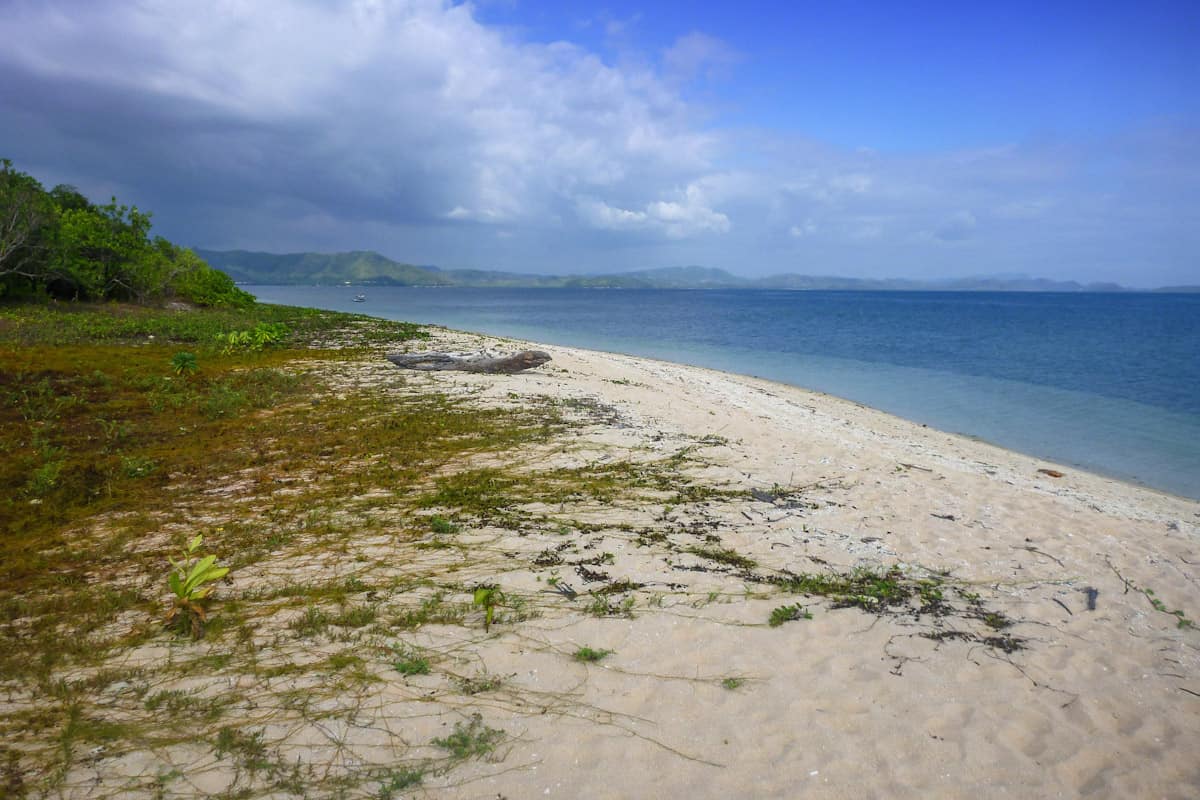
[{"xmin": 172, "ymin": 248, "xmax": 255, "ymax": 308}]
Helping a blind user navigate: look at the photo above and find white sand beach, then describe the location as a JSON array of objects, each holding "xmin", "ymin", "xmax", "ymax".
[
  {"xmin": 29, "ymin": 324, "xmax": 1199, "ymax": 799},
  {"xmin": 355, "ymin": 327, "xmax": 1200, "ymax": 798}
]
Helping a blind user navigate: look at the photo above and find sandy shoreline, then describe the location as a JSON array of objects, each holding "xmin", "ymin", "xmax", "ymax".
[
  {"xmin": 20, "ymin": 319, "xmax": 1197, "ymax": 799},
  {"xmin": 400, "ymin": 326, "xmax": 1200, "ymax": 798}
]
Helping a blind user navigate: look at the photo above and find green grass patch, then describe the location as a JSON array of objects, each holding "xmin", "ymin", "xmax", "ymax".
[
  {"xmin": 392, "ymin": 645, "xmax": 431, "ymax": 676},
  {"xmin": 768, "ymin": 603, "xmax": 813, "ymax": 627},
  {"xmin": 688, "ymin": 545, "xmax": 758, "ymax": 570},
  {"xmin": 432, "ymin": 714, "xmax": 504, "ymax": 761},
  {"xmin": 773, "ymin": 567, "xmax": 921, "ymax": 613},
  {"xmin": 573, "ymin": 646, "xmax": 613, "ymax": 663}
]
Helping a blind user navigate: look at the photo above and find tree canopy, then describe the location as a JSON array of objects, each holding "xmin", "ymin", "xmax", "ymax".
[{"xmin": 0, "ymin": 158, "xmax": 252, "ymax": 307}]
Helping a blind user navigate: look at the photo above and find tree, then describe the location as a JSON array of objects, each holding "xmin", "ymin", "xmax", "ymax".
[
  {"xmin": 49, "ymin": 184, "xmax": 90, "ymax": 212},
  {"xmin": 0, "ymin": 159, "xmax": 54, "ymax": 291},
  {"xmin": 168, "ymin": 244, "xmax": 255, "ymax": 308},
  {"xmin": 1, "ymin": 157, "xmax": 254, "ymax": 306},
  {"xmin": 51, "ymin": 200, "xmax": 155, "ymax": 299}
]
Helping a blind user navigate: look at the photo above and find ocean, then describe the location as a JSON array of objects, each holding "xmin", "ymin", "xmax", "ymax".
[{"xmin": 247, "ymin": 286, "xmax": 1200, "ymax": 500}]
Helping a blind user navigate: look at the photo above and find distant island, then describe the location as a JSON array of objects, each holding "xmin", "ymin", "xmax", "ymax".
[{"xmin": 196, "ymin": 249, "xmax": 1197, "ymax": 293}]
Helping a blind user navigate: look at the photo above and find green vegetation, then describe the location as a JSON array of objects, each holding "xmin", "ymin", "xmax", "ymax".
[
  {"xmin": 377, "ymin": 767, "xmax": 425, "ymax": 797},
  {"xmin": 472, "ymin": 585, "xmax": 506, "ymax": 632},
  {"xmin": 1, "ymin": 158, "xmax": 251, "ymax": 305},
  {"xmin": 196, "ymin": 248, "xmax": 450, "ymax": 287},
  {"xmin": 215, "ymin": 321, "xmax": 289, "ymax": 353},
  {"xmin": 432, "ymin": 714, "xmax": 504, "ymax": 761},
  {"xmin": 429, "ymin": 515, "xmax": 458, "ymax": 534},
  {"xmin": 1142, "ymin": 587, "xmax": 1193, "ymax": 629},
  {"xmin": 195, "ymin": 246, "xmax": 1148, "ymax": 292},
  {"xmin": 688, "ymin": 545, "xmax": 758, "ymax": 570},
  {"xmin": 768, "ymin": 566, "xmax": 1025, "ymax": 651},
  {"xmin": 773, "ymin": 567, "xmax": 938, "ymax": 613},
  {"xmin": 0, "ymin": 302, "xmax": 434, "ymax": 673},
  {"xmin": 0, "ymin": 298, "xmax": 586, "ymax": 796},
  {"xmin": 164, "ymin": 534, "xmax": 230, "ymax": 639},
  {"xmin": 573, "ymin": 646, "xmax": 613, "ymax": 663},
  {"xmin": 586, "ymin": 593, "xmax": 637, "ymax": 618},
  {"xmin": 768, "ymin": 604, "xmax": 812, "ymax": 627},
  {"xmin": 392, "ymin": 645, "xmax": 431, "ymax": 676},
  {"xmin": 0, "ymin": 293, "xmax": 1045, "ymax": 797},
  {"xmin": 170, "ymin": 350, "xmax": 198, "ymax": 376}
]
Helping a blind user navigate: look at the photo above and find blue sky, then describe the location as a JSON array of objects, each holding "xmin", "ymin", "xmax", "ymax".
[
  {"xmin": 492, "ymin": 1, "xmax": 1199, "ymax": 148},
  {"xmin": 535, "ymin": 2, "xmax": 1193, "ymax": 136},
  {"xmin": 1, "ymin": 0, "xmax": 1197, "ymax": 285}
]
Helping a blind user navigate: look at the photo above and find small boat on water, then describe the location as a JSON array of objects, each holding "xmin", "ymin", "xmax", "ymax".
[{"xmin": 353, "ymin": 293, "xmax": 366, "ymax": 302}]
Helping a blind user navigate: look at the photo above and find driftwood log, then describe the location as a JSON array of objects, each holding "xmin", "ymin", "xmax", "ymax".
[{"xmin": 386, "ymin": 350, "xmax": 551, "ymax": 374}]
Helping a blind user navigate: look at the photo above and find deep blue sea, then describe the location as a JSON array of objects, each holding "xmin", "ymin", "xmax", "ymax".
[{"xmin": 248, "ymin": 286, "xmax": 1200, "ymax": 500}]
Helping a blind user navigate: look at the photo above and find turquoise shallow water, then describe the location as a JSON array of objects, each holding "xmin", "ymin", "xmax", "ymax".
[{"xmin": 248, "ymin": 286, "xmax": 1200, "ymax": 500}]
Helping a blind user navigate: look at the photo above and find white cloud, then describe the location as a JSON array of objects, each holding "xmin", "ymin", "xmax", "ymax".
[
  {"xmin": 576, "ymin": 198, "xmax": 648, "ymax": 230},
  {"xmin": 578, "ymin": 181, "xmax": 730, "ymax": 239},
  {"xmin": 662, "ymin": 31, "xmax": 740, "ymax": 83},
  {"xmin": 0, "ymin": 0, "xmax": 721, "ymax": 235},
  {"xmin": 0, "ymin": 1, "xmax": 1194, "ymax": 285}
]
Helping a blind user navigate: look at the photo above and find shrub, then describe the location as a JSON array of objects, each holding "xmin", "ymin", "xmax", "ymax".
[
  {"xmin": 173, "ymin": 249, "xmax": 255, "ymax": 308},
  {"xmin": 165, "ymin": 534, "xmax": 230, "ymax": 638}
]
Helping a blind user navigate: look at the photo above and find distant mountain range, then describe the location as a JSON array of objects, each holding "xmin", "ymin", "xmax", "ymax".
[{"xmin": 196, "ymin": 249, "xmax": 1197, "ymax": 293}]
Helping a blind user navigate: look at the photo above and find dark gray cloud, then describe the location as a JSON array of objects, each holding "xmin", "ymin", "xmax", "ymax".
[{"xmin": 0, "ymin": 0, "xmax": 1195, "ymax": 286}]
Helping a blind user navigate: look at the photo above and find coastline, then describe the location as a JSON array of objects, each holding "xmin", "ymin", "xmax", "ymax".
[
  {"xmin": 246, "ymin": 285, "xmax": 1200, "ymax": 501},
  {"xmin": 386, "ymin": 323, "xmax": 1200, "ymax": 798},
  {"xmin": 435, "ymin": 323, "xmax": 1197, "ymax": 507},
  {"xmin": 10, "ymin": 308, "xmax": 1196, "ymax": 798}
]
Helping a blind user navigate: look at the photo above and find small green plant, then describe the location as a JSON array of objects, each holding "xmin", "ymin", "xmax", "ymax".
[
  {"xmin": 97, "ymin": 417, "xmax": 132, "ymax": 448},
  {"xmin": 432, "ymin": 713, "xmax": 504, "ymax": 761},
  {"xmin": 429, "ymin": 515, "xmax": 458, "ymax": 534},
  {"xmin": 687, "ymin": 545, "xmax": 758, "ymax": 570},
  {"xmin": 573, "ymin": 646, "xmax": 613, "ymax": 663},
  {"xmin": 27, "ymin": 458, "xmax": 64, "ymax": 496},
  {"xmin": 390, "ymin": 593, "xmax": 466, "ymax": 630},
  {"xmin": 213, "ymin": 726, "xmax": 271, "ymax": 775},
  {"xmin": 289, "ymin": 606, "xmax": 332, "ymax": 638},
  {"xmin": 472, "ymin": 584, "xmax": 505, "ymax": 632},
  {"xmin": 720, "ymin": 676, "xmax": 745, "ymax": 690},
  {"xmin": 980, "ymin": 611, "xmax": 1012, "ymax": 630},
  {"xmin": 393, "ymin": 645, "xmax": 431, "ymax": 676},
  {"xmin": 584, "ymin": 594, "xmax": 636, "ymax": 618},
  {"xmin": 768, "ymin": 603, "xmax": 812, "ymax": 627},
  {"xmin": 165, "ymin": 534, "xmax": 230, "ymax": 638},
  {"xmin": 331, "ymin": 604, "xmax": 377, "ymax": 629},
  {"xmin": 585, "ymin": 595, "xmax": 611, "ymax": 616},
  {"xmin": 1143, "ymin": 588, "xmax": 1194, "ymax": 629},
  {"xmin": 170, "ymin": 351, "xmax": 198, "ymax": 376},
  {"xmin": 121, "ymin": 455, "xmax": 156, "ymax": 478},
  {"xmin": 215, "ymin": 322, "xmax": 288, "ymax": 354},
  {"xmin": 377, "ymin": 767, "xmax": 424, "ymax": 798}
]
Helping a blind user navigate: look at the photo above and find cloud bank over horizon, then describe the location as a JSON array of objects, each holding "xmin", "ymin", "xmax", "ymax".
[{"xmin": 1, "ymin": 0, "xmax": 1196, "ymax": 287}]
